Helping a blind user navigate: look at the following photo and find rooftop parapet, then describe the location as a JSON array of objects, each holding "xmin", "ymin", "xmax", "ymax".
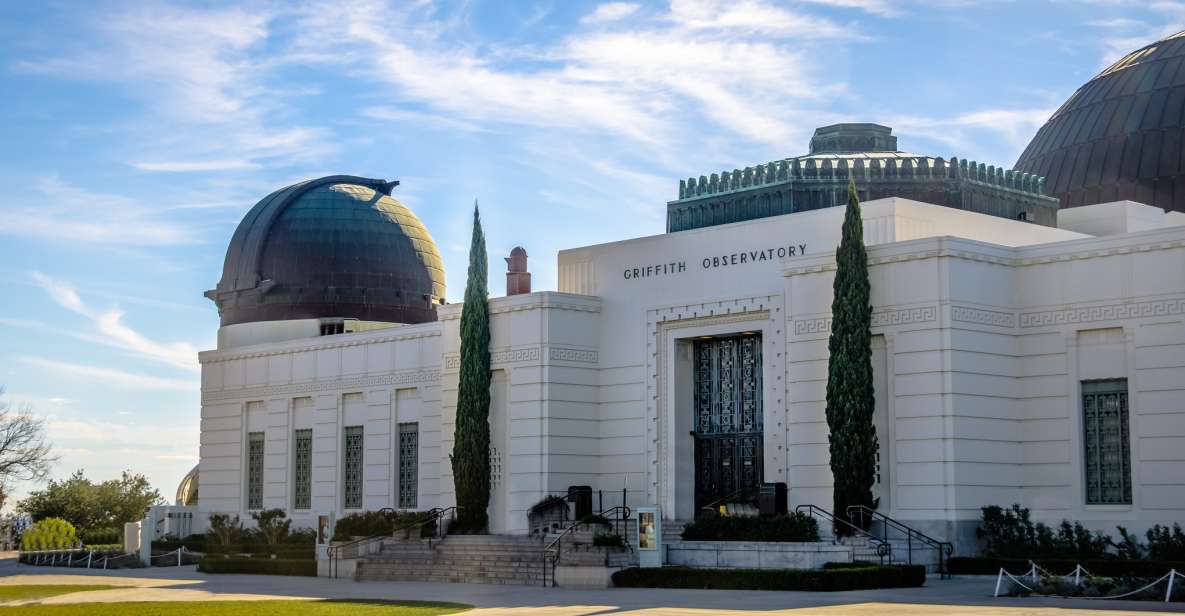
[{"xmin": 676, "ymin": 155, "xmax": 1048, "ymax": 201}]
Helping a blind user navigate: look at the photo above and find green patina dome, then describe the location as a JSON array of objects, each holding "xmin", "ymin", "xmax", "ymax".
[{"xmin": 206, "ymin": 175, "xmax": 446, "ymax": 327}]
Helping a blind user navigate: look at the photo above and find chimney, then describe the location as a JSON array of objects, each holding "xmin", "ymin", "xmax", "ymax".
[{"xmin": 505, "ymin": 246, "xmax": 531, "ymax": 296}]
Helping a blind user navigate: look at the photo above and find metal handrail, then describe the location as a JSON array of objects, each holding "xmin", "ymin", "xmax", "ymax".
[
  {"xmin": 327, "ymin": 506, "xmax": 459, "ymax": 579},
  {"xmin": 795, "ymin": 504, "xmax": 892, "ymax": 563},
  {"xmin": 699, "ymin": 487, "xmax": 757, "ymax": 516},
  {"xmin": 541, "ymin": 504, "xmax": 632, "ymax": 587},
  {"xmin": 846, "ymin": 505, "xmax": 954, "ymax": 578}
]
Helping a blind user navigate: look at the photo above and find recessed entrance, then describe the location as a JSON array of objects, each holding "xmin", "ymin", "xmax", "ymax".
[{"xmin": 691, "ymin": 333, "xmax": 763, "ymax": 511}]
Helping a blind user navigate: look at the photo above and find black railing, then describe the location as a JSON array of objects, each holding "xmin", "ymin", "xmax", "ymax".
[
  {"xmin": 541, "ymin": 504, "xmax": 632, "ymax": 587},
  {"xmin": 327, "ymin": 506, "xmax": 459, "ymax": 579},
  {"xmin": 795, "ymin": 504, "xmax": 892, "ymax": 563},
  {"xmin": 846, "ymin": 505, "xmax": 954, "ymax": 578},
  {"xmin": 699, "ymin": 487, "xmax": 757, "ymax": 517}
]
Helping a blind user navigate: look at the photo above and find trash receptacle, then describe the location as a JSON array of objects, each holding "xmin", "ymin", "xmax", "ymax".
[
  {"xmin": 568, "ymin": 485, "xmax": 593, "ymax": 520},
  {"xmin": 758, "ymin": 482, "xmax": 788, "ymax": 516}
]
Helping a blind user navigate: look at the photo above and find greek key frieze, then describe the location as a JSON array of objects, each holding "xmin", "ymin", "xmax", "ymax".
[
  {"xmin": 794, "ymin": 305, "xmax": 938, "ymax": 336},
  {"xmin": 1020, "ymin": 298, "xmax": 1185, "ymax": 328},
  {"xmin": 951, "ymin": 306, "xmax": 1016, "ymax": 328},
  {"xmin": 201, "ymin": 369, "xmax": 440, "ymax": 403},
  {"xmin": 549, "ymin": 347, "xmax": 599, "ymax": 363}
]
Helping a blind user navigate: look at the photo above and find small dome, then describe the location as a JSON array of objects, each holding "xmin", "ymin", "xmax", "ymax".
[
  {"xmin": 1015, "ymin": 32, "xmax": 1185, "ymax": 211},
  {"xmin": 207, "ymin": 175, "xmax": 446, "ymax": 326}
]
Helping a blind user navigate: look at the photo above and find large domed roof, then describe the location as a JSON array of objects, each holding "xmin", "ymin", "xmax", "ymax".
[
  {"xmin": 206, "ymin": 175, "xmax": 445, "ymax": 327},
  {"xmin": 1015, "ymin": 31, "xmax": 1185, "ymax": 211}
]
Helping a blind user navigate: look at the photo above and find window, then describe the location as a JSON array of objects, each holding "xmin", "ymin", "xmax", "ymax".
[
  {"xmin": 398, "ymin": 423, "xmax": 419, "ymax": 508},
  {"xmin": 343, "ymin": 426, "xmax": 364, "ymax": 509},
  {"xmin": 1082, "ymin": 379, "xmax": 1132, "ymax": 505},
  {"xmin": 320, "ymin": 321, "xmax": 345, "ymax": 336},
  {"xmin": 247, "ymin": 431, "xmax": 264, "ymax": 510},
  {"xmin": 293, "ymin": 429, "xmax": 312, "ymax": 510}
]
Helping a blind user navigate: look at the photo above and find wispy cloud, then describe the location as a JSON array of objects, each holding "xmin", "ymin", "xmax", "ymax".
[
  {"xmin": 32, "ymin": 272, "xmax": 200, "ymax": 372},
  {"xmin": 20, "ymin": 357, "xmax": 198, "ymax": 392},
  {"xmin": 0, "ymin": 176, "xmax": 197, "ymax": 246},
  {"xmin": 132, "ymin": 159, "xmax": 261, "ymax": 173},
  {"xmin": 581, "ymin": 2, "xmax": 642, "ymax": 23},
  {"xmin": 14, "ymin": 4, "xmax": 332, "ymax": 173}
]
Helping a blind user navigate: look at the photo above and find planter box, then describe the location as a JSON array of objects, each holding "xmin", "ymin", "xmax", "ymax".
[{"xmin": 667, "ymin": 540, "xmax": 851, "ymax": 570}]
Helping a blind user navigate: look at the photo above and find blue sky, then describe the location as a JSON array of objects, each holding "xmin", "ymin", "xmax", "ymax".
[{"xmin": 0, "ymin": 0, "xmax": 1177, "ymax": 508}]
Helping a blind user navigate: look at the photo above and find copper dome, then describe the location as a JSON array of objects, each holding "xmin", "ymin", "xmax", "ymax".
[
  {"xmin": 1016, "ymin": 32, "xmax": 1185, "ymax": 211},
  {"xmin": 206, "ymin": 175, "xmax": 446, "ymax": 327}
]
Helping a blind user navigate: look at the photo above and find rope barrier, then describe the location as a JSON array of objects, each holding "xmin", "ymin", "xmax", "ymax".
[{"xmin": 995, "ymin": 565, "xmax": 1182, "ymax": 602}]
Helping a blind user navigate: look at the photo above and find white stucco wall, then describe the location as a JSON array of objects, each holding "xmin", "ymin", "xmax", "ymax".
[{"xmin": 197, "ymin": 196, "xmax": 1184, "ymax": 553}]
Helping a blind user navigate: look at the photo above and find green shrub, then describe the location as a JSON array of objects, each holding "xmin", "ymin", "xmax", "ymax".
[
  {"xmin": 251, "ymin": 509, "xmax": 292, "ymax": 545},
  {"xmin": 611, "ymin": 565, "xmax": 925, "ymax": 591},
  {"xmin": 1146, "ymin": 523, "xmax": 1185, "ymax": 561},
  {"xmin": 680, "ymin": 513, "xmax": 819, "ymax": 542},
  {"xmin": 332, "ymin": 510, "xmax": 436, "ymax": 541},
  {"xmin": 821, "ymin": 560, "xmax": 879, "ymax": 570},
  {"xmin": 197, "ymin": 557, "xmax": 316, "ymax": 576},
  {"xmin": 79, "ymin": 527, "xmax": 121, "ymax": 546},
  {"xmin": 977, "ymin": 505, "xmax": 1109, "ymax": 559},
  {"xmin": 593, "ymin": 533, "xmax": 625, "ymax": 548},
  {"xmin": 948, "ymin": 556, "xmax": 1185, "ymax": 577},
  {"xmin": 22, "ymin": 517, "xmax": 78, "ymax": 550},
  {"xmin": 206, "ymin": 514, "xmax": 243, "ymax": 546}
]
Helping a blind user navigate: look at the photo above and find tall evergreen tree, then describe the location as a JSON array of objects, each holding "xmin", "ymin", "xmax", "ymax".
[
  {"xmin": 825, "ymin": 180, "xmax": 877, "ymax": 534},
  {"xmin": 451, "ymin": 202, "xmax": 491, "ymax": 532}
]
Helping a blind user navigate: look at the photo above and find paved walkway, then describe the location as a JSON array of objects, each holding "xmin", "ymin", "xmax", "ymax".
[{"xmin": 2, "ymin": 557, "xmax": 1182, "ymax": 615}]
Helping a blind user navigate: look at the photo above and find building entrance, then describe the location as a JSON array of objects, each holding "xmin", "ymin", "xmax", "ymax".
[{"xmin": 692, "ymin": 334, "xmax": 763, "ymax": 511}]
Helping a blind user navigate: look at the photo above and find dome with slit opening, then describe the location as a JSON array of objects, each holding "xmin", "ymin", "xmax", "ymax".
[{"xmin": 206, "ymin": 176, "xmax": 446, "ymax": 327}]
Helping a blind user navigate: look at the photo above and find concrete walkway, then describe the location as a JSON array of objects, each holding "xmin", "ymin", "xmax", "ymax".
[{"xmin": 2, "ymin": 557, "xmax": 1182, "ymax": 615}]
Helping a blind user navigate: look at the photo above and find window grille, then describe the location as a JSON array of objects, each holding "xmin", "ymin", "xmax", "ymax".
[
  {"xmin": 247, "ymin": 432, "xmax": 264, "ymax": 510},
  {"xmin": 293, "ymin": 429, "xmax": 312, "ymax": 510},
  {"xmin": 1083, "ymin": 379, "xmax": 1132, "ymax": 505},
  {"xmin": 398, "ymin": 423, "xmax": 419, "ymax": 509},
  {"xmin": 343, "ymin": 426, "xmax": 363, "ymax": 509}
]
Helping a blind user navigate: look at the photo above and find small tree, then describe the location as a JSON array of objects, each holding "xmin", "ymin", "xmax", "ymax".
[
  {"xmin": 450, "ymin": 203, "xmax": 492, "ymax": 532},
  {"xmin": 18, "ymin": 469, "xmax": 163, "ymax": 530},
  {"xmin": 252, "ymin": 508, "xmax": 292, "ymax": 546},
  {"xmin": 207, "ymin": 513, "xmax": 243, "ymax": 546},
  {"xmin": 21, "ymin": 517, "xmax": 77, "ymax": 550},
  {"xmin": 825, "ymin": 181, "xmax": 877, "ymax": 535},
  {"xmin": 0, "ymin": 387, "xmax": 56, "ymax": 499}
]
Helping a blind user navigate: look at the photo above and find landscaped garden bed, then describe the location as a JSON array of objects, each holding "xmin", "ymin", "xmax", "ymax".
[
  {"xmin": 197, "ymin": 557, "xmax": 317, "ymax": 577},
  {"xmin": 611, "ymin": 564, "xmax": 925, "ymax": 591}
]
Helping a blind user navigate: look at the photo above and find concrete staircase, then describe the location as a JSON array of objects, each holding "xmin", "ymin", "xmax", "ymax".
[
  {"xmin": 356, "ymin": 535, "xmax": 546, "ymax": 585},
  {"xmin": 355, "ymin": 527, "xmax": 636, "ymax": 586}
]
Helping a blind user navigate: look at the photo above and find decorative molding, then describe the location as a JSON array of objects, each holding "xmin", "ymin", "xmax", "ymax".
[
  {"xmin": 443, "ymin": 345, "xmax": 599, "ymax": 370},
  {"xmin": 438, "ymin": 298, "xmax": 602, "ymax": 321},
  {"xmin": 951, "ymin": 305, "xmax": 1016, "ymax": 328},
  {"xmin": 550, "ymin": 347, "xmax": 599, "ymax": 363},
  {"xmin": 492, "ymin": 347, "xmax": 541, "ymax": 364},
  {"xmin": 645, "ymin": 294, "xmax": 787, "ymax": 509},
  {"xmin": 783, "ymin": 237, "xmax": 1185, "ymax": 278},
  {"xmin": 793, "ymin": 305, "xmax": 938, "ymax": 335},
  {"xmin": 200, "ymin": 328, "xmax": 441, "ymax": 364},
  {"xmin": 1020, "ymin": 298, "xmax": 1185, "ymax": 329},
  {"xmin": 201, "ymin": 369, "xmax": 440, "ymax": 403}
]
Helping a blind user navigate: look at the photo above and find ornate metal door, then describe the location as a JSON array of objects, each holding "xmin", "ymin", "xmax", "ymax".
[{"xmin": 692, "ymin": 334, "xmax": 763, "ymax": 510}]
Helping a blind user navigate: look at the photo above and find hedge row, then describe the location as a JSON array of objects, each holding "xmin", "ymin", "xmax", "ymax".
[
  {"xmin": 197, "ymin": 557, "xmax": 316, "ymax": 576},
  {"xmin": 153, "ymin": 540, "xmax": 313, "ymax": 559},
  {"xmin": 949, "ymin": 556, "xmax": 1185, "ymax": 577},
  {"xmin": 680, "ymin": 513, "xmax": 819, "ymax": 542},
  {"xmin": 611, "ymin": 565, "xmax": 926, "ymax": 591}
]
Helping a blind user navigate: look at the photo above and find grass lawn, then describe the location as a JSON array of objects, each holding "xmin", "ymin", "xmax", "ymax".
[
  {"xmin": 0, "ymin": 600, "xmax": 472, "ymax": 615},
  {"xmin": 0, "ymin": 586, "xmax": 124, "ymax": 601}
]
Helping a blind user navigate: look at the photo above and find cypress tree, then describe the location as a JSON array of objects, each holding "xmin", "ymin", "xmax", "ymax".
[
  {"xmin": 451, "ymin": 202, "xmax": 491, "ymax": 532},
  {"xmin": 825, "ymin": 181, "xmax": 877, "ymax": 534}
]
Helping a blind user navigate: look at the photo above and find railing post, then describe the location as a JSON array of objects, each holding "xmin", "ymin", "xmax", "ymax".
[{"xmin": 907, "ymin": 533, "xmax": 912, "ymax": 565}]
